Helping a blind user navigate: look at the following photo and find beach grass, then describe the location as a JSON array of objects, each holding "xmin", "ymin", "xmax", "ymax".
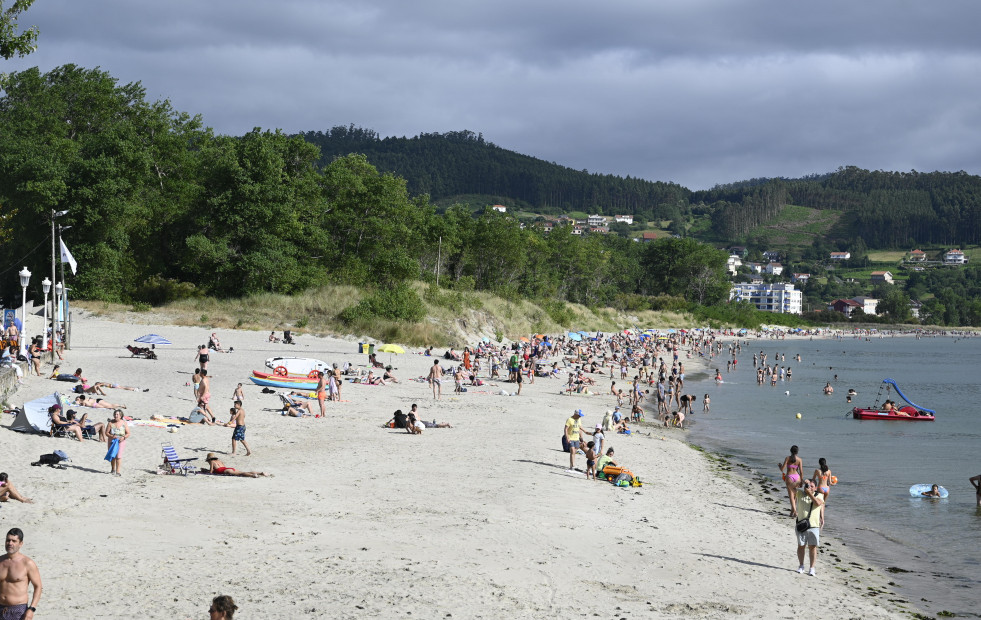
[{"xmin": 76, "ymin": 283, "xmax": 698, "ymax": 347}]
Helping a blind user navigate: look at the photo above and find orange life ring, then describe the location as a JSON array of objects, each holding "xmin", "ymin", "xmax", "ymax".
[
  {"xmin": 274, "ymin": 366, "xmax": 288, "ymax": 376},
  {"xmin": 307, "ymin": 370, "xmax": 320, "ymax": 379}
]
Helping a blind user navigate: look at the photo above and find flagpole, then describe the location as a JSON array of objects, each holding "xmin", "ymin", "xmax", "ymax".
[{"xmin": 58, "ymin": 225, "xmax": 70, "ymax": 350}]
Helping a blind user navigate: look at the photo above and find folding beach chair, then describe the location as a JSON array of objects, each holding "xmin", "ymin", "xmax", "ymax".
[{"xmin": 161, "ymin": 442, "xmax": 198, "ymax": 475}]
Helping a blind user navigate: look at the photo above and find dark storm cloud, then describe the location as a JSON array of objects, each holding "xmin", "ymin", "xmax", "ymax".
[{"xmin": 5, "ymin": 0, "xmax": 981, "ymax": 188}]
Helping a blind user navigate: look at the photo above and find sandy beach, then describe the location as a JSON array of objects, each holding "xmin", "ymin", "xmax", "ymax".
[{"xmin": 0, "ymin": 313, "xmax": 911, "ymax": 619}]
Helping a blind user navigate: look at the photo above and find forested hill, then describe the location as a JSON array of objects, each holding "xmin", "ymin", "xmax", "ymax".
[
  {"xmin": 299, "ymin": 126, "xmax": 689, "ymax": 216},
  {"xmin": 300, "ymin": 128, "xmax": 981, "ymax": 249},
  {"xmin": 695, "ymin": 167, "xmax": 981, "ymax": 248}
]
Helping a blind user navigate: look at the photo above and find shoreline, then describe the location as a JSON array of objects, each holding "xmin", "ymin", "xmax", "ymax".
[{"xmin": 1, "ymin": 317, "xmax": 908, "ymax": 618}]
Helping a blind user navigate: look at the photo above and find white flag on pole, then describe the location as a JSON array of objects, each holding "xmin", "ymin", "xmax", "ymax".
[{"xmin": 59, "ymin": 238, "xmax": 78, "ymax": 275}]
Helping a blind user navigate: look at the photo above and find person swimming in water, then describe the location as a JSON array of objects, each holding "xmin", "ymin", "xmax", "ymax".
[
  {"xmin": 921, "ymin": 484, "xmax": 942, "ymax": 498},
  {"xmin": 780, "ymin": 445, "xmax": 803, "ymax": 516}
]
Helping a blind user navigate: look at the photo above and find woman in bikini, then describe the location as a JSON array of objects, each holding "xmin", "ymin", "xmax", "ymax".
[
  {"xmin": 74, "ymin": 395, "xmax": 126, "ymax": 409},
  {"xmin": 812, "ymin": 457, "xmax": 833, "ymax": 500},
  {"xmin": 203, "ymin": 453, "xmax": 269, "ymax": 477},
  {"xmin": 779, "ymin": 444, "xmax": 803, "ymax": 516}
]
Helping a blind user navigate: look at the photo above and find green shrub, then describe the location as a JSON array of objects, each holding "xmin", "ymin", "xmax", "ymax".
[
  {"xmin": 541, "ymin": 299, "xmax": 575, "ymax": 326},
  {"xmin": 339, "ymin": 283, "xmax": 425, "ymax": 324},
  {"xmin": 133, "ymin": 276, "xmax": 201, "ymax": 305},
  {"xmin": 131, "ymin": 301, "xmax": 151, "ymax": 312}
]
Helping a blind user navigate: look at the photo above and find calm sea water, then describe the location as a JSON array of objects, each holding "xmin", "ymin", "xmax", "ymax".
[{"xmin": 682, "ymin": 334, "xmax": 981, "ymax": 617}]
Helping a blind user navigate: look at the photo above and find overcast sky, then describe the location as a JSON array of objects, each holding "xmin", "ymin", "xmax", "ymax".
[{"xmin": 5, "ymin": 0, "xmax": 981, "ymax": 190}]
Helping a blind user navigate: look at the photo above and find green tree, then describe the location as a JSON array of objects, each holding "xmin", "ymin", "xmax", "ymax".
[
  {"xmin": 639, "ymin": 237, "xmax": 729, "ymax": 304},
  {"xmin": 876, "ymin": 289, "xmax": 911, "ymax": 322},
  {"xmin": 1, "ymin": 0, "xmax": 38, "ymax": 60}
]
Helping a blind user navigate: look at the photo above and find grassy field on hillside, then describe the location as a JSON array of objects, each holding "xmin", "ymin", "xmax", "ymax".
[
  {"xmin": 866, "ymin": 250, "xmax": 907, "ymax": 262},
  {"xmin": 743, "ymin": 204, "xmax": 842, "ymax": 247}
]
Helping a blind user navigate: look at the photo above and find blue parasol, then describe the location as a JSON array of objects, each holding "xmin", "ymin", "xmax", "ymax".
[
  {"xmin": 567, "ymin": 332, "xmax": 582, "ymax": 341},
  {"xmin": 134, "ymin": 334, "xmax": 172, "ymax": 346}
]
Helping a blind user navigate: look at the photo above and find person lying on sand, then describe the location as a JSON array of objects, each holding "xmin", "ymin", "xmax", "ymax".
[
  {"xmin": 74, "ymin": 396, "xmax": 126, "ymax": 409},
  {"xmin": 282, "ymin": 396, "xmax": 314, "ymax": 417},
  {"xmin": 202, "ymin": 453, "xmax": 270, "ymax": 478},
  {"xmin": 0, "ymin": 472, "xmax": 33, "ymax": 503}
]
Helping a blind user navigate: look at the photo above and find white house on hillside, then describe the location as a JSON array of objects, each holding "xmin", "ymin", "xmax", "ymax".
[
  {"xmin": 727, "ymin": 255, "xmax": 743, "ymax": 275},
  {"xmin": 491, "ymin": 205, "xmax": 507, "ymax": 213},
  {"xmin": 765, "ymin": 263, "xmax": 784, "ymax": 276},
  {"xmin": 614, "ymin": 214, "xmax": 634, "ymax": 224},
  {"xmin": 588, "ymin": 214, "xmax": 607, "ymax": 226},
  {"xmin": 870, "ymin": 271, "xmax": 894, "ymax": 284},
  {"xmin": 830, "ymin": 251, "xmax": 851, "ymax": 261},
  {"xmin": 944, "ymin": 249, "xmax": 967, "ymax": 264}
]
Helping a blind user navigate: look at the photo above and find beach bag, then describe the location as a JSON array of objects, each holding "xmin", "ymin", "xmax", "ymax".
[
  {"xmin": 32, "ymin": 450, "xmax": 69, "ymax": 467},
  {"xmin": 796, "ymin": 500, "xmax": 814, "ymax": 533}
]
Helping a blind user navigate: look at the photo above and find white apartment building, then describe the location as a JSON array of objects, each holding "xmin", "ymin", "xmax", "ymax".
[
  {"xmin": 730, "ymin": 283, "xmax": 802, "ymax": 314},
  {"xmin": 587, "ymin": 214, "xmax": 608, "ymax": 226}
]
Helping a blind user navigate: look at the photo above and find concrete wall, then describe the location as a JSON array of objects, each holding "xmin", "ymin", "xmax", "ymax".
[{"xmin": 0, "ymin": 364, "xmax": 25, "ymax": 407}]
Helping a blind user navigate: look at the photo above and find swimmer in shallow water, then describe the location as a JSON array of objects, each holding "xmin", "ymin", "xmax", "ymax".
[{"xmin": 921, "ymin": 484, "xmax": 942, "ymax": 498}]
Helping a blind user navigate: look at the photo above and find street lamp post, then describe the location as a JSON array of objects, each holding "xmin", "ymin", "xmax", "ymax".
[
  {"xmin": 18, "ymin": 266, "xmax": 31, "ymax": 356},
  {"xmin": 54, "ymin": 282, "xmax": 63, "ymax": 359},
  {"xmin": 41, "ymin": 277, "xmax": 51, "ymax": 351}
]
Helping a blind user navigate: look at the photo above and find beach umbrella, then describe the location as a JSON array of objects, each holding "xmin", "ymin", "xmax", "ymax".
[
  {"xmin": 568, "ymin": 332, "xmax": 582, "ymax": 341},
  {"xmin": 377, "ymin": 343, "xmax": 405, "ymax": 365},
  {"xmin": 519, "ymin": 336, "xmax": 530, "ymax": 343},
  {"xmin": 134, "ymin": 334, "xmax": 171, "ymax": 347}
]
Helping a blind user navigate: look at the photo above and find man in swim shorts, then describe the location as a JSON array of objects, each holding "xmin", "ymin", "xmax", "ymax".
[
  {"xmin": 0, "ymin": 528, "xmax": 42, "ymax": 619},
  {"xmin": 225, "ymin": 401, "xmax": 251, "ymax": 456},
  {"xmin": 971, "ymin": 474, "xmax": 981, "ymax": 507},
  {"xmin": 794, "ymin": 479, "xmax": 825, "ymax": 577}
]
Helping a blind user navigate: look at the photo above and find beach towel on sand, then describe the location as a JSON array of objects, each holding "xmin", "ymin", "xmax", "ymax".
[{"xmin": 104, "ymin": 438, "xmax": 119, "ymax": 461}]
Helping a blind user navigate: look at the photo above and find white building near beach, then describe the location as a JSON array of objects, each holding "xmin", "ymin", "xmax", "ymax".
[{"xmin": 730, "ymin": 283, "xmax": 802, "ymax": 314}]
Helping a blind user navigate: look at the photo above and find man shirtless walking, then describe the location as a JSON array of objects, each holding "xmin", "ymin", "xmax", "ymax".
[
  {"xmin": 427, "ymin": 360, "xmax": 443, "ymax": 400},
  {"xmin": 0, "ymin": 528, "xmax": 42, "ymax": 619},
  {"xmin": 226, "ymin": 401, "xmax": 251, "ymax": 456}
]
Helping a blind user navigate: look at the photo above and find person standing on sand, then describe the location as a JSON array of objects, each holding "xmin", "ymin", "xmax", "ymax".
[
  {"xmin": 0, "ymin": 528, "xmax": 42, "ymax": 619},
  {"xmin": 106, "ymin": 409, "xmax": 130, "ymax": 476},
  {"xmin": 564, "ymin": 409, "xmax": 585, "ymax": 471},
  {"xmin": 315, "ymin": 371, "xmax": 328, "ymax": 416},
  {"xmin": 192, "ymin": 368, "xmax": 202, "ymax": 400},
  {"xmin": 427, "ymin": 360, "xmax": 443, "ymax": 400},
  {"xmin": 196, "ymin": 344, "xmax": 210, "ymax": 370},
  {"xmin": 199, "ymin": 369, "xmax": 214, "ymax": 420},
  {"xmin": 331, "ymin": 363, "xmax": 343, "ymax": 402},
  {"xmin": 226, "ymin": 401, "xmax": 251, "ymax": 456},
  {"xmin": 794, "ymin": 479, "xmax": 825, "ymax": 576},
  {"xmin": 232, "ymin": 383, "xmax": 244, "ymax": 402}
]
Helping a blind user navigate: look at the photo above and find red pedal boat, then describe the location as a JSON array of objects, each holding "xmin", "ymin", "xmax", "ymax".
[{"xmin": 851, "ymin": 379, "xmax": 936, "ymax": 421}]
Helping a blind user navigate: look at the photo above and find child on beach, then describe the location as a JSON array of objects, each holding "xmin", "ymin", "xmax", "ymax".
[
  {"xmin": 703, "ymin": 394, "xmax": 710, "ymax": 412},
  {"xmin": 233, "ymin": 383, "xmax": 244, "ymax": 402},
  {"xmin": 584, "ymin": 441, "xmax": 597, "ymax": 480}
]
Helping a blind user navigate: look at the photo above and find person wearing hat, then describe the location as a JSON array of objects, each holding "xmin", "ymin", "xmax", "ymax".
[
  {"xmin": 202, "ymin": 453, "xmax": 269, "ymax": 478},
  {"xmin": 564, "ymin": 409, "xmax": 585, "ymax": 471}
]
